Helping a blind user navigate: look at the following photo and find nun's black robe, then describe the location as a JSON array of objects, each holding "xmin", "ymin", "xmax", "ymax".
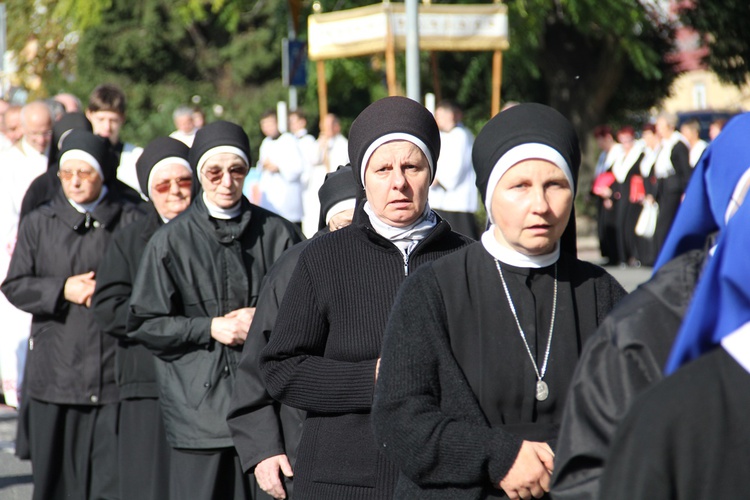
[
  {"xmin": 599, "ymin": 346, "xmax": 750, "ymax": 499},
  {"xmin": 372, "ymin": 242, "xmax": 626, "ymax": 499}
]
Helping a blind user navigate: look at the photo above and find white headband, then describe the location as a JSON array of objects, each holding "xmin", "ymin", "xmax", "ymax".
[
  {"xmin": 197, "ymin": 146, "xmax": 249, "ymax": 174},
  {"xmin": 485, "ymin": 143, "xmax": 573, "ymax": 225},
  {"xmin": 147, "ymin": 157, "xmax": 192, "ymax": 197},
  {"xmin": 59, "ymin": 150, "xmax": 103, "ymax": 179},
  {"xmin": 360, "ymin": 132, "xmax": 433, "ymax": 186},
  {"xmin": 325, "ymin": 198, "xmax": 357, "ymax": 225}
]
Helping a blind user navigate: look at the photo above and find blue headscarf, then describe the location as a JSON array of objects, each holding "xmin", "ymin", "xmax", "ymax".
[
  {"xmin": 653, "ymin": 112, "xmax": 750, "ymax": 271},
  {"xmin": 664, "ymin": 195, "xmax": 750, "ymax": 374}
]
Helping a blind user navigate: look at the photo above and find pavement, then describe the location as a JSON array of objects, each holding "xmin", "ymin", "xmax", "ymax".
[
  {"xmin": 0, "ymin": 406, "xmax": 31, "ymax": 500},
  {"xmin": 0, "ymin": 235, "xmax": 651, "ymax": 500}
]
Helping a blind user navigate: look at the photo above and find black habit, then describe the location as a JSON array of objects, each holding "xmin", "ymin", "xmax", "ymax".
[
  {"xmin": 550, "ymin": 249, "xmax": 704, "ymax": 500},
  {"xmin": 599, "ymin": 347, "xmax": 750, "ymax": 499},
  {"xmin": 371, "ymin": 242, "xmax": 626, "ymax": 499}
]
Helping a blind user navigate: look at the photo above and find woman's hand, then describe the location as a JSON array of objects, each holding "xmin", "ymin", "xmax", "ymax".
[{"xmin": 498, "ymin": 440, "xmax": 555, "ymax": 499}]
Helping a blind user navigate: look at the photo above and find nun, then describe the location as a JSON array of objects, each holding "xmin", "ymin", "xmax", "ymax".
[
  {"xmin": 599, "ymin": 133, "xmax": 750, "ymax": 498},
  {"xmin": 228, "ymin": 165, "xmax": 360, "ymax": 500},
  {"xmin": 551, "ymin": 111, "xmax": 750, "ymax": 500},
  {"xmin": 127, "ymin": 121, "xmax": 302, "ymax": 500},
  {"xmin": 91, "ymin": 137, "xmax": 193, "ymax": 500},
  {"xmin": 371, "ymin": 103, "xmax": 626, "ymax": 500},
  {"xmin": 259, "ymin": 96, "xmax": 473, "ymax": 499},
  {"xmin": 1, "ymin": 129, "xmax": 144, "ymax": 499}
]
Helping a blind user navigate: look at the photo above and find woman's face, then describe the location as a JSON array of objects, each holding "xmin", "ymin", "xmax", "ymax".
[
  {"xmin": 490, "ymin": 159, "xmax": 573, "ymax": 256},
  {"xmin": 149, "ymin": 163, "xmax": 192, "ymax": 221},
  {"xmin": 199, "ymin": 153, "xmax": 248, "ymax": 208},
  {"xmin": 364, "ymin": 140, "xmax": 430, "ymax": 227},
  {"xmin": 59, "ymin": 158, "xmax": 104, "ymax": 204}
]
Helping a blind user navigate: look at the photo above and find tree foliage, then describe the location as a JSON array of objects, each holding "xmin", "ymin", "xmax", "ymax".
[
  {"xmin": 4, "ymin": 0, "xmax": 684, "ymax": 168},
  {"xmin": 679, "ymin": 0, "xmax": 750, "ymax": 86}
]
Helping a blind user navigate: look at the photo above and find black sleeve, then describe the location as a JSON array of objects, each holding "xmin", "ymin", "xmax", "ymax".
[
  {"xmin": 671, "ymin": 142, "xmax": 692, "ymax": 192},
  {"xmin": 91, "ymin": 231, "xmax": 136, "ymax": 340},
  {"xmin": 372, "ymin": 266, "xmax": 523, "ymax": 489}
]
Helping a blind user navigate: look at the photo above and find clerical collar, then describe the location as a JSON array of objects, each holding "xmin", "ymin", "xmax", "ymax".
[
  {"xmin": 481, "ymin": 225, "xmax": 559, "ymax": 268},
  {"xmin": 202, "ymin": 192, "xmax": 242, "ymax": 219},
  {"xmin": 721, "ymin": 322, "xmax": 750, "ymax": 375},
  {"xmin": 68, "ymin": 185, "xmax": 108, "ymax": 214}
]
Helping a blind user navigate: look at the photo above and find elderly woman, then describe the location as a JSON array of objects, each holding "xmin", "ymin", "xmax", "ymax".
[
  {"xmin": 91, "ymin": 137, "xmax": 193, "ymax": 500},
  {"xmin": 127, "ymin": 121, "xmax": 302, "ymax": 500},
  {"xmin": 1, "ymin": 129, "xmax": 144, "ymax": 499},
  {"xmin": 260, "ymin": 96, "xmax": 473, "ymax": 499},
  {"xmin": 371, "ymin": 103, "xmax": 626, "ymax": 500}
]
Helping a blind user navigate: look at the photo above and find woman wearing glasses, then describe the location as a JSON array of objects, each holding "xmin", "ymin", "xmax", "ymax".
[
  {"xmin": 127, "ymin": 121, "xmax": 302, "ymax": 500},
  {"xmin": 90, "ymin": 136, "xmax": 192, "ymax": 500},
  {"xmin": 1, "ymin": 129, "xmax": 145, "ymax": 499}
]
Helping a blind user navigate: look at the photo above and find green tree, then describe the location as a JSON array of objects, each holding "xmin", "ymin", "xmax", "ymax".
[{"xmin": 679, "ymin": 0, "xmax": 750, "ymax": 86}]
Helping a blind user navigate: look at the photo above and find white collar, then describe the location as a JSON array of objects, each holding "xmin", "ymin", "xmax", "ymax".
[
  {"xmin": 363, "ymin": 202, "xmax": 436, "ymax": 257},
  {"xmin": 68, "ymin": 185, "xmax": 108, "ymax": 214},
  {"xmin": 481, "ymin": 225, "xmax": 559, "ymax": 268},
  {"xmin": 202, "ymin": 192, "xmax": 242, "ymax": 219},
  {"xmin": 721, "ymin": 322, "xmax": 750, "ymax": 374}
]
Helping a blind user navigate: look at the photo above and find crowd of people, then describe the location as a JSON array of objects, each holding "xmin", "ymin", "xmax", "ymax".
[
  {"xmin": 0, "ymin": 84, "xmax": 746, "ymax": 500},
  {"xmin": 591, "ymin": 113, "xmax": 726, "ymax": 268}
]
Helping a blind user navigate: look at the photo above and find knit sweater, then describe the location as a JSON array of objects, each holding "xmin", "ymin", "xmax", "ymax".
[
  {"xmin": 260, "ymin": 207, "xmax": 472, "ymax": 499},
  {"xmin": 371, "ymin": 243, "xmax": 626, "ymax": 499}
]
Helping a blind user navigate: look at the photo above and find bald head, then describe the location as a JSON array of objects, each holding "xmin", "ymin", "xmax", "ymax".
[{"xmin": 21, "ymin": 101, "xmax": 53, "ymax": 153}]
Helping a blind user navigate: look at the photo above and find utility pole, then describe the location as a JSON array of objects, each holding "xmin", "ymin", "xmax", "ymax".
[{"xmin": 405, "ymin": 0, "xmax": 420, "ymax": 102}]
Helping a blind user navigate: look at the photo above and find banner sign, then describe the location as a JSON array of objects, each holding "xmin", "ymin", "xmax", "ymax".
[{"xmin": 308, "ymin": 2, "xmax": 509, "ymax": 60}]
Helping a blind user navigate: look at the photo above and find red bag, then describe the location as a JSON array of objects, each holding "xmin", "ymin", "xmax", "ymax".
[
  {"xmin": 629, "ymin": 175, "xmax": 646, "ymax": 203},
  {"xmin": 592, "ymin": 171, "xmax": 616, "ymax": 196}
]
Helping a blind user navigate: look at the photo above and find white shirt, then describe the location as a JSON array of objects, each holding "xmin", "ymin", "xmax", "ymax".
[
  {"xmin": 257, "ymin": 133, "xmax": 305, "ymax": 222},
  {"xmin": 319, "ymin": 133, "xmax": 349, "ymax": 172},
  {"xmin": 169, "ymin": 129, "xmax": 197, "ymax": 147},
  {"xmin": 689, "ymin": 139, "xmax": 708, "ymax": 168},
  {"xmin": 429, "ymin": 124, "xmax": 477, "ymax": 213},
  {"xmin": 116, "ymin": 143, "xmax": 145, "ymax": 198}
]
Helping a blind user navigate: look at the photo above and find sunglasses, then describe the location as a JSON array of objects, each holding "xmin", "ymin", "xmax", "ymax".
[
  {"xmin": 152, "ymin": 177, "xmax": 193, "ymax": 194},
  {"xmin": 58, "ymin": 169, "xmax": 98, "ymax": 181},
  {"xmin": 202, "ymin": 165, "xmax": 249, "ymax": 184}
]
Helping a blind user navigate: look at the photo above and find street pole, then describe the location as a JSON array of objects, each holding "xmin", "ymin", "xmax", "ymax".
[{"xmin": 405, "ymin": 0, "xmax": 420, "ymax": 102}]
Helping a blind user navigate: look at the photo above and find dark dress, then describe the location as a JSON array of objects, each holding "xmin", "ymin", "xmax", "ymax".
[
  {"xmin": 599, "ymin": 347, "xmax": 750, "ymax": 499},
  {"xmin": 91, "ymin": 209, "xmax": 170, "ymax": 500},
  {"xmin": 227, "ymin": 234, "xmax": 322, "ymax": 499},
  {"xmin": 653, "ymin": 139, "xmax": 691, "ymax": 255},
  {"xmin": 550, "ymin": 249, "xmax": 705, "ymax": 500},
  {"xmin": 371, "ymin": 243, "xmax": 626, "ymax": 499},
  {"xmin": 260, "ymin": 206, "xmax": 472, "ymax": 499}
]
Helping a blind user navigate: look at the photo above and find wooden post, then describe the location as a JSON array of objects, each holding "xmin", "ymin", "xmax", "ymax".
[
  {"xmin": 491, "ymin": 49, "xmax": 503, "ymax": 118},
  {"xmin": 316, "ymin": 59, "xmax": 328, "ymax": 124}
]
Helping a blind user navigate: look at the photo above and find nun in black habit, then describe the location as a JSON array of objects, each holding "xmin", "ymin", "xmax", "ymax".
[
  {"xmin": 260, "ymin": 96, "xmax": 473, "ymax": 499},
  {"xmin": 371, "ymin": 103, "xmax": 626, "ymax": 500}
]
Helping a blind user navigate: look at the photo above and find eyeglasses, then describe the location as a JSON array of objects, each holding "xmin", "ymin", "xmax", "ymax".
[
  {"xmin": 201, "ymin": 165, "xmax": 249, "ymax": 184},
  {"xmin": 58, "ymin": 169, "xmax": 98, "ymax": 181},
  {"xmin": 152, "ymin": 177, "xmax": 193, "ymax": 194},
  {"xmin": 26, "ymin": 130, "xmax": 52, "ymax": 138}
]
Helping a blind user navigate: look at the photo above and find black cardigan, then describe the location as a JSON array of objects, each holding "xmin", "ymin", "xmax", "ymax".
[
  {"xmin": 260, "ymin": 206, "xmax": 473, "ymax": 499},
  {"xmin": 371, "ymin": 243, "xmax": 626, "ymax": 499}
]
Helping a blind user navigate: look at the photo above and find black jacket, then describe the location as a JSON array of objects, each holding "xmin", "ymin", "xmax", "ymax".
[
  {"xmin": 91, "ymin": 209, "xmax": 164, "ymax": 399},
  {"xmin": 260, "ymin": 206, "xmax": 473, "ymax": 499},
  {"xmin": 1, "ymin": 188, "xmax": 144, "ymax": 405},
  {"xmin": 227, "ymin": 235, "xmax": 319, "ymax": 475},
  {"xmin": 127, "ymin": 195, "xmax": 303, "ymax": 449}
]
